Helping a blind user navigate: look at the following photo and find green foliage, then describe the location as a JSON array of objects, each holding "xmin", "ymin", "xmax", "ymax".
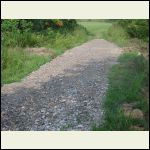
[
  {"xmin": 1, "ymin": 19, "xmax": 79, "ymax": 48},
  {"xmin": 44, "ymin": 26, "xmax": 90, "ymax": 51},
  {"xmin": 78, "ymin": 21, "xmax": 112, "ymax": 38},
  {"xmin": 1, "ymin": 19, "xmax": 33, "ymax": 32},
  {"xmin": 1, "ymin": 47, "xmax": 50, "ymax": 84},
  {"xmin": 103, "ymin": 24, "xmax": 129, "ymax": 46},
  {"xmin": 1, "ymin": 19, "xmax": 90, "ymax": 84},
  {"xmin": 27, "ymin": 19, "xmax": 77, "ymax": 32},
  {"xmin": 93, "ymin": 52, "xmax": 149, "ymax": 130},
  {"xmin": 117, "ymin": 20, "xmax": 149, "ymax": 41},
  {"xmin": 2, "ymin": 31, "xmax": 39, "ymax": 47},
  {"xmin": 1, "ymin": 20, "xmax": 38, "ymax": 47}
]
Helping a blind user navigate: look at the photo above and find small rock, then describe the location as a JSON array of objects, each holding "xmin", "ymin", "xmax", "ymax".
[
  {"xmin": 46, "ymin": 112, "xmax": 49, "ymax": 115},
  {"xmin": 41, "ymin": 108, "xmax": 46, "ymax": 113},
  {"xmin": 122, "ymin": 103, "xmax": 136, "ymax": 117},
  {"xmin": 21, "ymin": 106, "xmax": 25, "ymax": 110},
  {"xmin": 35, "ymin": 119, "xmax": 40, "ymax": 124},
  {"xmin": 20, "ymin": 112, "xmax": 26, "ymax": 116},
  {"xmin": 130, "ymin": 109, "xmax": 144, "ymax": 119},
  {"xmin": 1, "ymin": 111, "xmax": 6, "ymax": 117},
  {"xmin": 42, "ymin": 115, "xmax": 45, "ymax": 119}
]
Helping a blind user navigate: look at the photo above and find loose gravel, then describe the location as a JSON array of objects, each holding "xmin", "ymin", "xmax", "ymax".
[{"xmin": 1, "ymin": 39, "xmax": 122, "ymax": 131}]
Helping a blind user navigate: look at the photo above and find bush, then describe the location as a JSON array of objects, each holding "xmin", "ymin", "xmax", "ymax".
[
  {"xmin": 27, "ymin": 19, "xmax": 77, "ymax": 33},
  {"xmin": 117, "ymin": 20, "xmax": 149, "ymax": 41},
  {"xmin": 1, "ymin": 19, "xmax": 79, "ymax": 48},
  {"xmin": 1, "ymin": 19, "xmax": 33, "ymax": 32},
  {"xmin": 1, "ymin": 20, "xmax": 39, "ymax": 47},
  {"xmin": 1, "ymin": 19, "xmax": 89, "ymax": 84}
]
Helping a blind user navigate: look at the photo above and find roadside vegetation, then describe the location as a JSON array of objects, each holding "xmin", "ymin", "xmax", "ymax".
[
  {"xmin": 1, "ymin": 19, "xmax": 91, "ymax": 84},
  {"xmin": 93, "ymin": 51, "xmax": 149, "ymax": 130},
  {"xmin": 85, "ymin": 20, "xmax": 149, "ymax": 131},
  {"xmin": 78, "ymin": 21, "xmax": 112, "ymax": 38}
]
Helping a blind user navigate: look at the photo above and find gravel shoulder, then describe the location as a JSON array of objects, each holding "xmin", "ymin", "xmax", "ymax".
[{"xmin": 1, "ymin": 39, "xmax": 122, "ymax": 131}]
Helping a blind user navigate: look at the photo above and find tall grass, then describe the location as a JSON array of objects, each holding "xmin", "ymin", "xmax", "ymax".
[
  {"xmin": 93, "ymin": 52, "xmax": 149, "ymax": 130},
  {"xmin": 1, "ymin": 47, "xmax": 50, "ymax": 84},
  {"xmin": 1, "ymin": 25, "xmax": 90, "ymax": 84},
  {"xmin": 78, "ymin": 21, "xmax": 131, "ymax": 47},
  {"xmin": 103, "ymin": 24, "xmax": 129, "ymax": 47},
  {"xmin": 2, "ymin": 32, "xmax": 40, "ymax": 48}
]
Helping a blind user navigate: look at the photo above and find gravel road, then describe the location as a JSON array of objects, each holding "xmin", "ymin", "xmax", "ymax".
[{"xmin": 1, "ymin": 39, "xmax": 122, "ymax": 131}]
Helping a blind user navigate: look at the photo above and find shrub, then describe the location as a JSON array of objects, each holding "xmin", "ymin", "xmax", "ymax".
[
  {"xmin": 1, "ymin": 20, "xmax": 38, "ymax": 47},
  {"xmin": 117, "ymin": 20, "xmax": 149, "ymax": 41},
  {"xmin": 1, "ymin": 19, "xmax": 33, "ymax": 32}
]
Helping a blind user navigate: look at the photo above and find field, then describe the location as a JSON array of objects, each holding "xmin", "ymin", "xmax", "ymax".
[{"xmin": 78, "ymin": 21, "xmax": 112, "ymax": 38}]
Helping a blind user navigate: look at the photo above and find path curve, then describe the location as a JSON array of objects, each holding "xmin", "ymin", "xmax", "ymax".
[{"xmin": 1, "ymin": 39, "xmax": 122, "ymax": 131}]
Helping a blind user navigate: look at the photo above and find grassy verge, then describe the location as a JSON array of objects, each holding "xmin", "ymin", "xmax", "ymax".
[
  {"xmin": 44, "ymin": 26, "xmax": 91, "ymax": 55},
  {"xmin": 92, "ymin": 51, "xmax": 149, "ymax": 131},
  {"xmin": 103, "ymin": 24, "xmax": 129, "ymax": 47},
  {"xmin": 1, "ymin": 26, "xmax": 91, "ymax": 84},
  {"xmin": 79, "ymin": 20, "xmax": 149, "ymax": 131},
  {"xmin": 1, "ymin": 47, "xmax": 50, "ymax": 84},
  {"xmin": 85, "ymin": 21, "xmax": 149, "ymax": 131}
]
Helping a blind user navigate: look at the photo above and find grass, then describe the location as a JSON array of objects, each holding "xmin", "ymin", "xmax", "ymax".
[
  {"xmin": 82, "ymin": 21, "xmax": 149, "ymax": 131},
  {"xmin": 92, "ymin": 52, "xmax": 149, "ymax": 131},
  {"xmin": 1, "ymin": 26, "xmax": 91, "ymax": 84},
  {"xmin": 103, "ymin": 24, "xmax": 129, "ymax": 47},
  {"xmin": 2, "ymin": 21, "xmax": 113, "ymax": 85},
  {"xmin": 1, "ymin": 47, "xmax": 51, "ymax": 84},
  {"xmin": 78, "ymin": 21, "xmax": 131, "ymax": 47},
  {"xmin": 78, "ymin": 21, "xmax": 112, "ymax": 39},
  {"xmin": 44, "ymin": 26, "xmax": 91, "ymax": 54}
]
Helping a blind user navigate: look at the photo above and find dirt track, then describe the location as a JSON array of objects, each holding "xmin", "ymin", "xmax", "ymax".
[{"xmin": 1, "ymin": 39, "xmax": 122, "ymax": 131}]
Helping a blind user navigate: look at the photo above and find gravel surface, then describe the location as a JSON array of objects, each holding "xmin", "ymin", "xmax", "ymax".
[{"xmin": 1, "ymin": 39, "xmax": 122, "ymax": 131}]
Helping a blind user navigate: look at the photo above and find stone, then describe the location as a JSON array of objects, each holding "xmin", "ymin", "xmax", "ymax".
[
  {"xmin": 1, "ymin": 111, "xmax": 6, "ymax": 117},
  {"xmin": 122, "ymin": 102, "xmax": 135, "ymax": 117},
  {"xmin": 41, "ymin": 108, "xmax": 46, "ymax": 113},
  {"xmin": 130, "ymin": 109, "xmax": 144, "ymax": 119},
  {"xmin": 123, "ymin": 103, "xmax": 132, "ymax": 117}
]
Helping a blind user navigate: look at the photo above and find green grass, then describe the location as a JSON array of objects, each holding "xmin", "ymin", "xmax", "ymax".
[
  {"xmin": 1, "ymin": 47, "xmax": 51, "ymax": 84},
  {"xmin": 103, "ymin": 24, "xmax": 130, "ymax": 47},
  {"xmin": 1, "ymin": 25, "xmax": 91, "ymax": 84},
  {"xmin": 92, "ymin": 52, "xmax": 149, "ymax": 131},
  {"xmin": 1, "ymin": 21, "xmax": 113, "ymax": 85},
  {"xmin": 78, "ymin": 21, "xmax": 112, "ymax": 38},
  {"xmin": 78, "ymin": 21, "xmax": 130, "ymax": 47},
  {"xmin": 44, "ymin": 26, "xmax": 91, "ymax": 54}
]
